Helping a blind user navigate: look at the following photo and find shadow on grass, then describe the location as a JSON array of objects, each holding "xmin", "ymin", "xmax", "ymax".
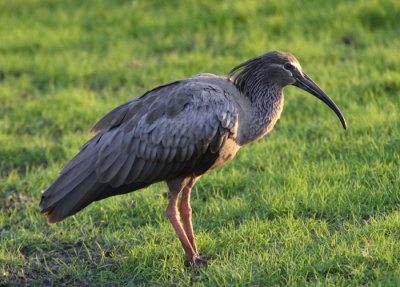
[{"xmin": 2, "ymin": 240, "xmax": 115, "ymax": 286}]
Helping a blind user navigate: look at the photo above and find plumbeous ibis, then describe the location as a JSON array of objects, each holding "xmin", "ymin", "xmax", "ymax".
[{"xmin": 40, "ymin": 51, "xmax": 347, "ymax": 267}]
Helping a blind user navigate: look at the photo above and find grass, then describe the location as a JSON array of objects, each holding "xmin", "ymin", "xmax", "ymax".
[{"xmin": 1, "ymin": 0, "xmax": 399, "ymax": 285}]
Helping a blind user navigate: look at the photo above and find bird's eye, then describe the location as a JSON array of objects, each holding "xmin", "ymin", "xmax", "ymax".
[{"xmin": 284, "ymin": 63, "xmax": 293, "ymax": 70}]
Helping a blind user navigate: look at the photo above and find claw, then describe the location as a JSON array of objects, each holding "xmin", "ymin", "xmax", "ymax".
[{"xmin": 191, "ymin": 253, "xmax": 210, "ymax": 269}]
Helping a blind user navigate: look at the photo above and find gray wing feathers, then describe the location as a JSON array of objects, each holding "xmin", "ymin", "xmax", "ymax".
[
  {"xmin": 90, "ymin": 102, "xmax": 131, "ymax": 133},
  {"xmin": 90, "ymin": 80, "xmax": 238, "ymax": 188},
  {"xmin": 91, "ymin": 80, "xmax": 182, "ymax": 133},
  {"xmin": 40, "ymin": 77, "xmax": 239, "ymax": 223}
]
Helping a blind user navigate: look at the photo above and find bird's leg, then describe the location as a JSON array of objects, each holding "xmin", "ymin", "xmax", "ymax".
[
  {"xmin": 179, "ymin": 185, "xmax": 208, "ymax": 267},
  {"xmin": 166, "ymin": 191, "xmax": 198, "ymax": 264},
  {"xmin": 179, "ymin": 184, "xmax": 198, "ymax": 255}
]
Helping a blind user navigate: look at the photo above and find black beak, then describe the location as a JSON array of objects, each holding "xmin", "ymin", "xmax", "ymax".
[{"xmin": 293, "ymin": 71, "xmax": 347, "ymax": 130}]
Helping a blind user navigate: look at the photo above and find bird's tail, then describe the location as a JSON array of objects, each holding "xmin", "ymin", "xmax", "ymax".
[
  {"xmin": 40, "ymin": 174, "xmax": 102, "ymax": 224},
  {"xmin": 39, "ymin": 146, "xmax": 149, "ymax": 224}
]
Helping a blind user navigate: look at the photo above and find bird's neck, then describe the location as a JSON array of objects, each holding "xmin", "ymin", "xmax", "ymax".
[{"xmin": 238, "ymin": 83, "xmax": 284, "ymax": 145}]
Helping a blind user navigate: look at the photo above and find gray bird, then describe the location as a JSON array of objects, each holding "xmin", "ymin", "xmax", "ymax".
[{"xmin": 40, "ymin": 51, "xmax": 347, "ymax": 267}]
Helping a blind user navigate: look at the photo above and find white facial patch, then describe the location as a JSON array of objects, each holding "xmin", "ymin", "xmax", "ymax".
[
  {"xmin": 271, "ymin": 62, "xmax": 301, "ymax": 78},
  {"xmin": 291, "ymin": 62, "xmax": 302, "ymax": 71},
  {"xmin": 271, "ymin": 62, "xmax": 302, "ymax": 78}
]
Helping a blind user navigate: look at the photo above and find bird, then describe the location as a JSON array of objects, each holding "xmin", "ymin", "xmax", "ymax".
[{"xmin": 40, "ymin": 51, "xmax": 347, "ymax": 267}]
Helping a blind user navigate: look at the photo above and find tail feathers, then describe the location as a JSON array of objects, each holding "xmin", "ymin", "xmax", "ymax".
[
  {"xmin": 40, "ymin": 127, "xmax": 153, "ymax": 224},
  {"xmin": 40, "ymin": 157, "xmax": 96, "ymax": 211},
  {"xmin": 45, "ymin": 172, "xmax": 103, "ymax": 223},
  {"xmin": 41, "ymin": 171, "xmax": 150, "ymax": 224}
]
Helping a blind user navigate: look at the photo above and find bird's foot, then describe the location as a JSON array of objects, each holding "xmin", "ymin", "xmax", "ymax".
[{"xmin": 190, "ymin": 253, "xmax": 210, "ymax": 269}]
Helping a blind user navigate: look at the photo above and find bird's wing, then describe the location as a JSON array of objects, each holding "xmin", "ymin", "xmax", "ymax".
[
  {"xmin": 89, "ymin": 81, "xmax": 181, "ymax": 134},
  {"xmin": 63, "ymin": 79, "xmax": 238, "ymax": 188}
]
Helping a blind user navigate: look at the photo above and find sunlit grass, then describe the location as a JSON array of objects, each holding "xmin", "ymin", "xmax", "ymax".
[{"xmin": 1, "ymin": 0, "xmax": 399, "ymax": 285}]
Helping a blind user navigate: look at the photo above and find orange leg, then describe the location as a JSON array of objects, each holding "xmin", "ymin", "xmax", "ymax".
[
  {"xmin": 179, "ymin": 185, "xmax": 198, "ymax": 254},
  {"xmin": 166, "ymin": 191, "xmax": 197, "ymax": 264}
]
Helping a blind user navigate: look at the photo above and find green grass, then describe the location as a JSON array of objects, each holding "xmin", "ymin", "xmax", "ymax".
[{"xmin": 1, "ymin": 0, "xmax": 400, "ymax": 285}]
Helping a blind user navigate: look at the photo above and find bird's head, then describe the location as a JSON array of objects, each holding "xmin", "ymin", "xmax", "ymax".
[{"xmin": 229, "ymin": 51, "xmax": 347, "ymax": 130}]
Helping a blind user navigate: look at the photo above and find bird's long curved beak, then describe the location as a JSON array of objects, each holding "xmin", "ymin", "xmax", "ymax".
[{"xmin": 294, "ymin": 71, "xmax": 347, "ymax": 130}]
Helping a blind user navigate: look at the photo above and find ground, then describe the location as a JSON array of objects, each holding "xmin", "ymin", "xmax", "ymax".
[{"xmin": 1, "ymin": 0, "xmax": 400, "ymax": 286}]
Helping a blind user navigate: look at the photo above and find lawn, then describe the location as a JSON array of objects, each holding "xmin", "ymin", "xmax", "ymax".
[{"xmin": 1, "ymin": 0, "xmax": 400, "ymax": 285}]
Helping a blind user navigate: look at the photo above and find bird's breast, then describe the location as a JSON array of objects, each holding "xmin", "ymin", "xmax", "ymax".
[{"xmin": 207, "ymin": 138, "xmax": 240, "ymax": 171}]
